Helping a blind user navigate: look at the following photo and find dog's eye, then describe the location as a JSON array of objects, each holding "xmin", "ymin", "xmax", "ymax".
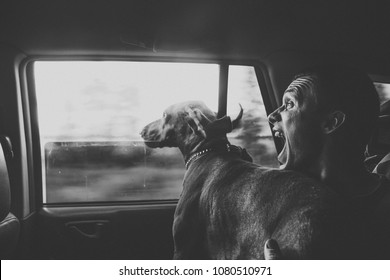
[{"xmin": 163, "ymin": 113, "xmax": 167, "ymax": 118}]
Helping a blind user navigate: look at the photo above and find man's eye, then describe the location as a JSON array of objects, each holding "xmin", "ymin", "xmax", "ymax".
[{"xmin": 285, "ymin": 101, "xmax": 294, "ymax": 110}]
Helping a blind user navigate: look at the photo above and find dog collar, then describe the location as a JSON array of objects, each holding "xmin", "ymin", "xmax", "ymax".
[
  {"xmin": 185, "ymin": 144, "xmax": 232, "ymax": 169},
  {"xmin": 185, "ymin": 148, "xmax": 213, "ymax": 169}
]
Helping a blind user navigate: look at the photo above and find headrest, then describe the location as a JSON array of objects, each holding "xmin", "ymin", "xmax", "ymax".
[
  {"xmin": 380, "ymin": 100, "xmax": 390, "ymax": 115},
  {"xmin": 371, "ymin": 115, "xmax": 390, "ymax": 153},
  {"xmin": 366, "ymin": 100, "xmax": 390, "ymax": 157},
  {"xmin": 0, "ymin": 136, "xmax": 12, "ymax": 221},
  {"xmin": 373, "ymin": 153, "xmax": 390, "ymax": 180}
]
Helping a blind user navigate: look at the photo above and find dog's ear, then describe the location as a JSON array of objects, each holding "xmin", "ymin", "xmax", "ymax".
[
  {"xmin": 204, "ymin": 116, "xmax": 232, "ymax": 138},
  {"xmin": 231, "ymin": 104, "xmax": 243, "ymax": 130},
  {"xmin": 203, "ymin": 104, "xmax": 243, "ymax": 138},
  {"xmin": 185, "ymin": 104, "xmax": 243, "ymax": 139},
  {"xmin": 184, "ymin": 107, "xmax": 208, "ymax": 138}
]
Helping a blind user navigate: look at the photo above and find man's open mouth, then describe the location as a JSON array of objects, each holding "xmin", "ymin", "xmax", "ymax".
[
  {"xmin": 273, "ymin": 128, "xmax": 285, "ymax": 143},
  {"xmin": 273, "ymin": 129, "xmax": 287, "ymax": 167},
  {"xmin": 274, "ymin": 130, "xmax": 284, "ymax": 141}
]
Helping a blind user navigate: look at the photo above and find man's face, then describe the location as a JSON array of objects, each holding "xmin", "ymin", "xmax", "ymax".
[{"xmin": 268, "ymin": 76, "xmax": 324, "ymax": 171}]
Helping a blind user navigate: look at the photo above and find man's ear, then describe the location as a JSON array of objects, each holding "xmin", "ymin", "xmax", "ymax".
[{"xmin": 322, "ymin": 111, "xmax": 346, "ymax": 134}]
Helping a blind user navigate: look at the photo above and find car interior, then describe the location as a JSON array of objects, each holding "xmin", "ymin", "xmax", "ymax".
[{"xmin": 0, "ymin": 0, "xmax": 389, "ymax": 259}]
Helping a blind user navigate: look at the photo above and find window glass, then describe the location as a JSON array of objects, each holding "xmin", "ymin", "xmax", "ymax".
[
  {"xmin": 35, "ymin": 61, "xmax": 219, "ymax": 203},
  {"xmin": 34, "ymin": 62, "xmax": 278, "ymax": 203},
  {"xmin": 227, "ymin": 66, "xmax": 279, "ymax": 168}
]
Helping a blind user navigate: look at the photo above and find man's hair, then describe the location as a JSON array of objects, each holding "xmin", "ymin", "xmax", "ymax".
[{"xmin": 294, "ymin": 65, "xmax": 380, "ymax": 149}]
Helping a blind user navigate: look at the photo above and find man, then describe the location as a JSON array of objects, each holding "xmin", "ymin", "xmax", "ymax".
[{"xmin": 266, "ymin": 65, "xmax": 390, "ymax": 259}]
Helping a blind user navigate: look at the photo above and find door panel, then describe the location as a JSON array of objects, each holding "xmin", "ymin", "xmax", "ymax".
[
  {"xmin": 18, "ymin": 61, "xmax": 276, "ymax": 260},
  {"xmin": 31, "ymin": 204, "xmax": 176, "ymax": 259}
]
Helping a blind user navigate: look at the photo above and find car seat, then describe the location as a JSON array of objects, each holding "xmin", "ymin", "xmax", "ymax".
[
  {"xmin": 0, "ymin": 136, "xmax": 19, "ymax": 259},
  {"xmin": 373, "ymin": 153, "xmax": 390, "ymax": 180}
]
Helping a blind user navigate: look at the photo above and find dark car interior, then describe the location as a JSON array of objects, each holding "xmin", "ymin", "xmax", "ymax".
[{"xmin": 0, "ymin": 0, "xmax": 389, "ymax": 259}]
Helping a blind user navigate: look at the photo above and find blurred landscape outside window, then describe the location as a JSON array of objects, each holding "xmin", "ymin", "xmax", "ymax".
[
  {"xmin": 34, "ymin": 61, "xmax": 278, "ymax": 203},
  {"xmin": 227, "ymin": 66, "xmax": 278, "ymax": 167}
]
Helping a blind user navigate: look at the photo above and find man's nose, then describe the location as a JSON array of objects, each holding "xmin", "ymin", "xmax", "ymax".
[{"xmin": 268, "ymin": 107, "xmax": 282, "ymax": 125}]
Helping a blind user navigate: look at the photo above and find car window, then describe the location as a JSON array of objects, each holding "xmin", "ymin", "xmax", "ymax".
[
  {"xmin": 227, "ymin": 66, "xmax": 279, "ymax": 168},
  {"xmin": 34, "ymin": 61, "xmax": 278, "ymax": 203}
]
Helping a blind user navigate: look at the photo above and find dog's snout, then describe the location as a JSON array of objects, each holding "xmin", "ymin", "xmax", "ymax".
[
  {"xmin": 140, "ymin": 122, "xmax": 161, "ymax": 141},
  {"xmin": 140, "ymin": 128, "xmax": 146, "ymax": 138},
  {"xmin": 140, "ymin": 124, "xmax": 153, "ymax": 140},
  {"xmin": 141, "ymin": 121, "xmax": 154, "ymax": 133}
]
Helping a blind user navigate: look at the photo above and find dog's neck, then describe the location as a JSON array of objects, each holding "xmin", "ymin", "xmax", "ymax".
[
  {"xmin": 182, "ymin": 135, "xmax": 253, "ymax": 169},
  {"xmin": 182, "ymin": 137, "xmax": 230, "ymax": 167},
  {"xmin": 185, "ymin": 143, "xmax": 232, "ymax": 169}
]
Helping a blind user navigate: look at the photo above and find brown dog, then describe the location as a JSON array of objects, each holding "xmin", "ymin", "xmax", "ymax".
[{"xmin": 141, "ymin": 101, "xmax": 346, "ymax": 259}]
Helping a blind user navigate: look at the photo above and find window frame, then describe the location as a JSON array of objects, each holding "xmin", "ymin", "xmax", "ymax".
[{"xmin": 22, "ymin": 56, "xmax": 276, "ymax": 208}]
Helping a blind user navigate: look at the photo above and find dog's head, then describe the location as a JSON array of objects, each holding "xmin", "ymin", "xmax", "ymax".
[{"xmin": 140, "ymin": 101, "xmax": 243, "ymax": 151}]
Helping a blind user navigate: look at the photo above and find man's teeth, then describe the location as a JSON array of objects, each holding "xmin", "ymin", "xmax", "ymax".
[{"xmin": 275, "ymin": 131, "xmax": 284, "ymax": 138}]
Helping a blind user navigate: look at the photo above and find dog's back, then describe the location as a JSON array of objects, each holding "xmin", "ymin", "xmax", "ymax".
[{"xmin": 174, "ymin": 153, "xmax": 347, "ymax": 259}]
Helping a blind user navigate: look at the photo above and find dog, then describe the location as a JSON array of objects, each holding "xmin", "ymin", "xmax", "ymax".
[{"xmin": 141, "ymin": 101, "xmax": 346, "ymax": 259}]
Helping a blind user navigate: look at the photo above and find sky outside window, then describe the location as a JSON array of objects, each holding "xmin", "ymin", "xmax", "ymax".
[{"xmin": 34, "ymin": 61, "xmax": 219, "ymax": 142}]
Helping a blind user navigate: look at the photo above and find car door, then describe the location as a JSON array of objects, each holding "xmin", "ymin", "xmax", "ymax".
[{"xmin": 13, "ymin": 58, "xmax": 278, "ymax": 259}]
